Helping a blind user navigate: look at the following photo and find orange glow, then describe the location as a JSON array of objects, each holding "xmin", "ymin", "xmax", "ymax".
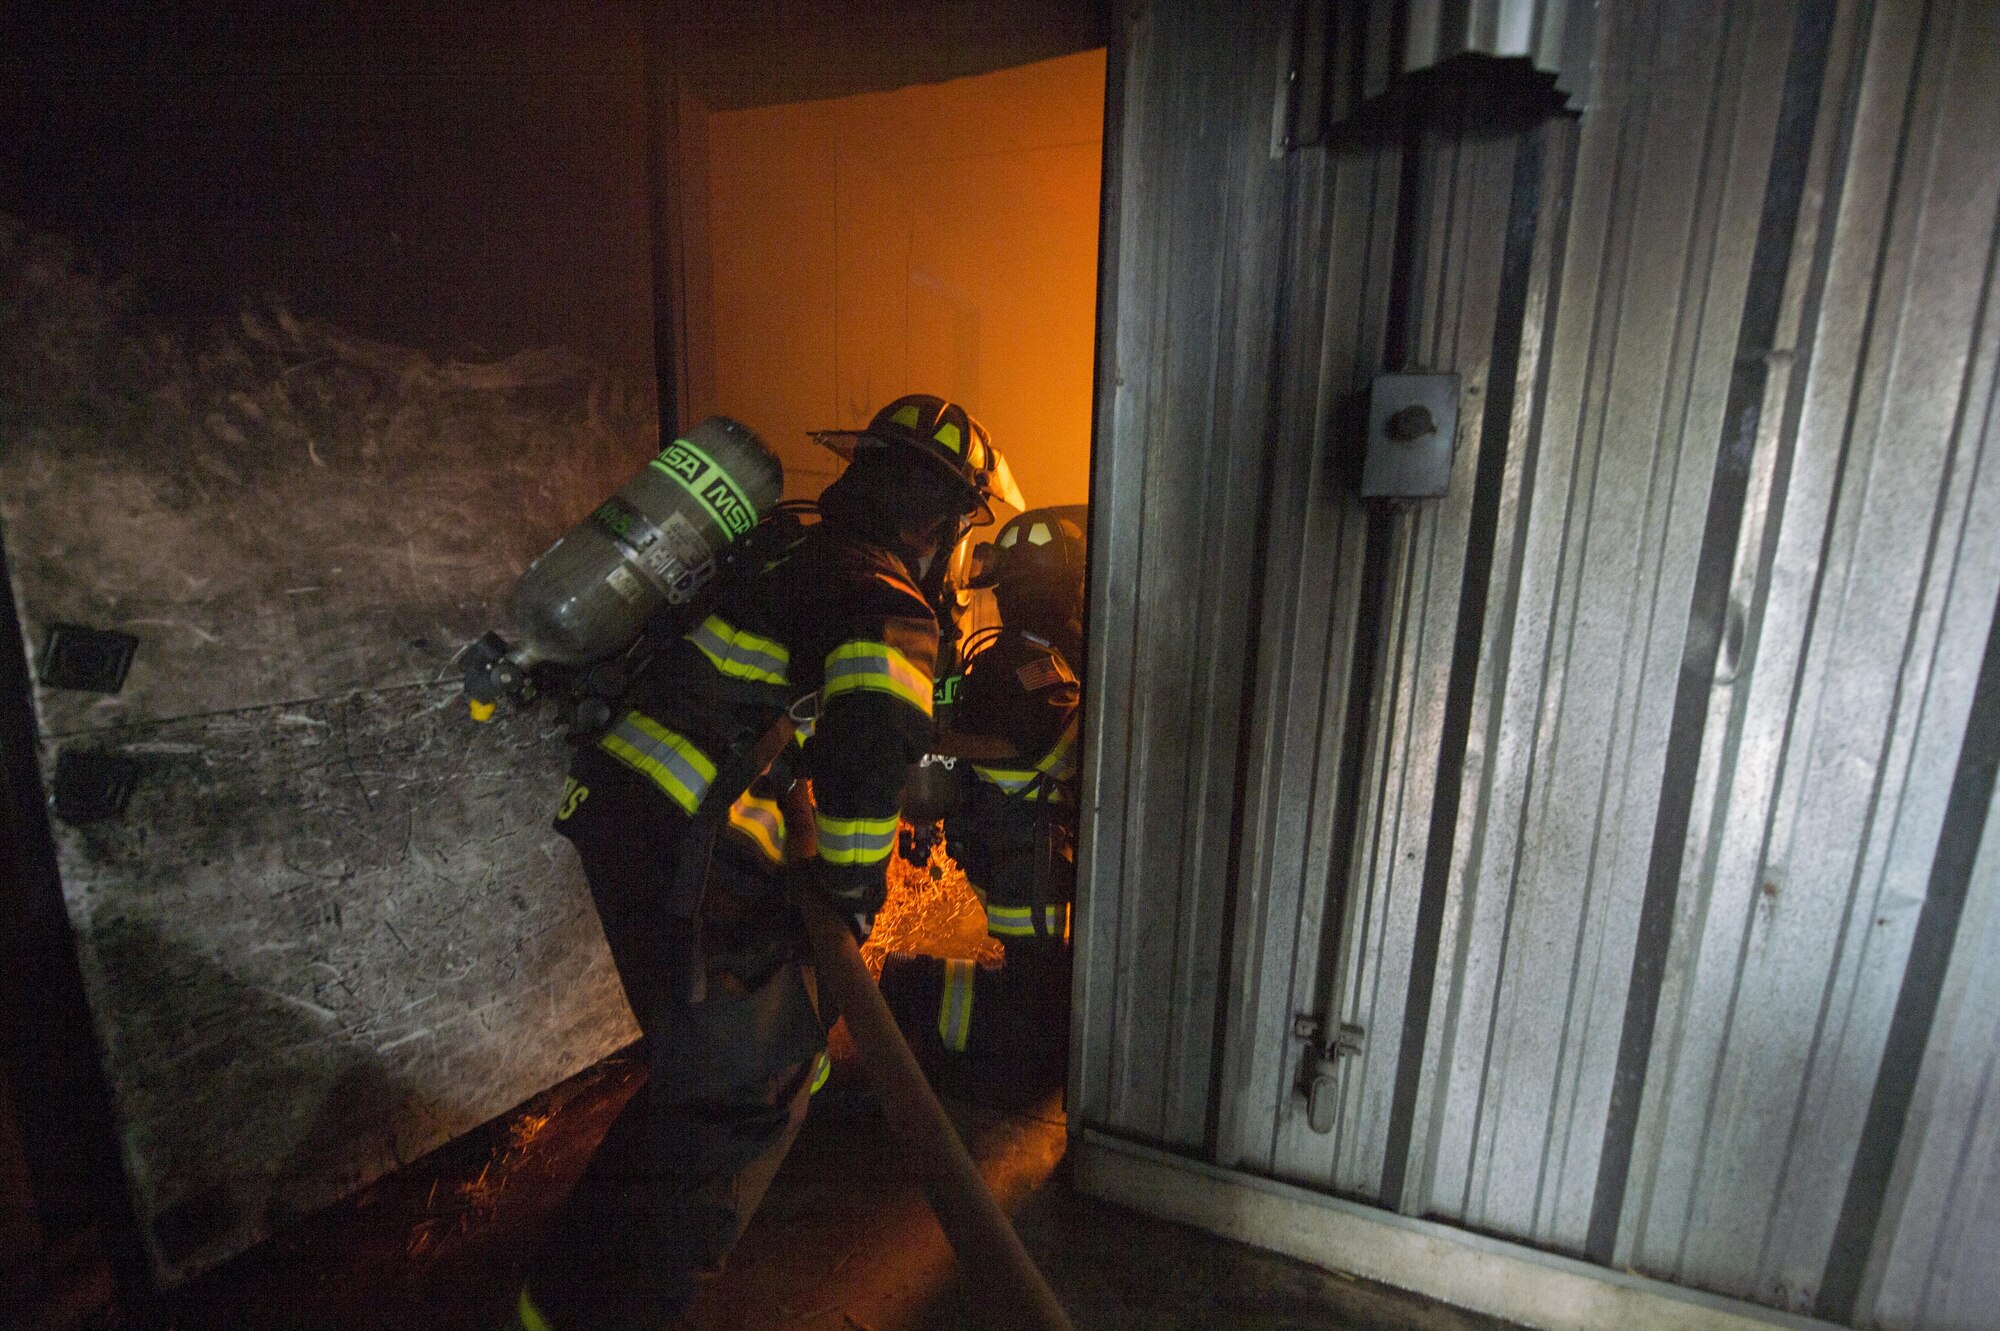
[
  {"xmin": 824, "ymin": 827, "xmax": 998, "ymax": 1062},
  {"xmin": 684, "ymin": 1088, "xmax": 1066, "ymax": 1330},
  {"xmin": 704, "ymin": 51, "xmax": 1105, "ymax": 511},
  {"xmin": 863, "ymin": 830, "xmax": 1003, "ymax": 977},
  {"xmin": 405, "ymin": 1105, "xmax": 562, "ymax": 1257}
]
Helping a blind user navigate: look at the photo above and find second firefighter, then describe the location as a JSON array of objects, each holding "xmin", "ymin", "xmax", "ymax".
[{"xmin": 881, "ymin": 504, "xmax": 1087, "ymax": 1096}]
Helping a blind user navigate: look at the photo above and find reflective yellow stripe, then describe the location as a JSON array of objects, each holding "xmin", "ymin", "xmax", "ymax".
[
  {"xmin": 809, "ymin": 1050, "xmax": 831, "ymax": 1095},
  {"xmin": 519, "ymin": 1287, "xmax": 555, "ymax": 1331},
  {"xmin": 815, "ymin": 811, "xmax": 899, "ymax": 866},
  {"xmin": 687, "ymin": 614, "xmax": 791, "ymax": 685},
  {"xmin": 726, "ymin": 791, "xmax": 787, "ymax": 865},
  {"xmin": 972, "ymin": 762, "xmax": 1037, "ymax": 794},
  {"xmin": 972, "ymin": 717, "xmax": 1077, "ymax": 800},
  {"xmin": 1040, "ymin": 719, "xmax": 1079, "ymax": 779},
  {"xmin": 985, "ymin": 903, "xmax": 1071, "ymax": 939},
  {"xmin": 939, "ymin": 959, "xmax": 975, "ymax": 1052},
  {"xmin": 823, "ymin": 641, "xmax": 933, "ymax": 716},
  {"xmin": 597, "ymin": 711, "xmax": 716, "ymax": 815}
]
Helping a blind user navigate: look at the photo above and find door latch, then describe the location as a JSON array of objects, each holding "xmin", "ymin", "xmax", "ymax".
[{"xmin": 1293, "ymin": 1014, "xmax": 1366, "ymax": 1134}]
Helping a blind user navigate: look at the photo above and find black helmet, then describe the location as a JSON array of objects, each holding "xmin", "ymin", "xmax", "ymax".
[
  {"xmin": 814, "ymin": 394, "xmax": 1025, "ymax": 521},
  {"xmin": 968, "ymin": 504, "xmax": 1087, "ymax": 597}
]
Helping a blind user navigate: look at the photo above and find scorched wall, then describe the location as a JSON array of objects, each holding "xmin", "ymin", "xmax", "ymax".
[{"xmin": 0, "ymin": 1, "xmax": 658, "ymax": 1283}]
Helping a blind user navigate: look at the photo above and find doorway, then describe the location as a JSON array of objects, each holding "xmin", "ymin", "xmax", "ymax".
[{"xmin": 662, "ymin": 46, "xmax": 1107, "ymax": 1105}]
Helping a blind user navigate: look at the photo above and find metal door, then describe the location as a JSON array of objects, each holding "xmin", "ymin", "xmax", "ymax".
[{"xmin": 1215, "ymin": 0, "xmax": 2000, "ymax": 1322}]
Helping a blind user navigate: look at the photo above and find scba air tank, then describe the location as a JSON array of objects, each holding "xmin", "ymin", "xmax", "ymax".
[{"xmin": 509, "ymin": 415, "xmax": 782, "ymax": 670}]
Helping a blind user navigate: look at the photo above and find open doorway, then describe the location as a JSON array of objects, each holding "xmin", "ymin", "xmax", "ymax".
[
  {"xmin": 665, "ymin": 48, "xmax": 1106, "ymax": 1114},
  {"xmin": 681, "ymin": 50, "xmax": 1103, "ymax": 507}
]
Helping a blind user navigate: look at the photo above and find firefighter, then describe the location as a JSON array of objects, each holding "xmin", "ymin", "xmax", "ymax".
[
  {"xmin": 880, "ymin": 504, "xmax": 1086, "ymax": 1098},
  {"xmin": 517, "ymin": 395, "xmax": 1018, "ymax": 1331}
]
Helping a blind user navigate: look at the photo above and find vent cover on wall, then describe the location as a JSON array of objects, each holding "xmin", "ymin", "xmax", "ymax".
[
  {"xmin": 39, "ymin": 624, "xmax": 139, "ymax": 693},
  {"xmin": 52, "ymin": 749, "xmax": 139, "ymax": 823}
]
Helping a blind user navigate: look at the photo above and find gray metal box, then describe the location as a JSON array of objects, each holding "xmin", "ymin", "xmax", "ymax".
[{"xmin": 1360, "ymin": 372, "xmax": 1461, "ymax": 498}]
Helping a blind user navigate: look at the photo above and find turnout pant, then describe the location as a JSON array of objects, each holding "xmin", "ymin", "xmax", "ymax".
[
  {"xmin": 877, "ymin": 939, "xmax": 1071, "ymax": 1101},
  {"xmin": 523, "ymin": 840, "xmax": 824, "ymax": 1330}
]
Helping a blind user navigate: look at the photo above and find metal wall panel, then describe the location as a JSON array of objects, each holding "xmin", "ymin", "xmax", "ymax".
[
  {"xmin": 1860, "ymin": 779, "xmax": 2000, "ymax": 1330},
  {"xmin": 1211, "ymin": 138, "xmax": 1398, "ymax": 1173},
  {"xmin": 1085, "ymin": 0, "xmax": 2000, "ymax": 1325},
  {"xmin": 1620, "ymin": 0, "xmax": 2000, "ymax": 1312},
  {"xmin": 1317, "ymin": 0, "xmax": 1597, "ymax": 128},
  {"xmin": 1845, "ymin": 37, "xmax": 2000, "ymax": 1315},
  {"xmin": 1072, "ymin": 0, "xmax": 1298, "ymax": 1147},
  {"xmin": 1401, "ymin": 0, "xmax": 1594, "ymax": 93},
  {"xmin": 1325, "ymin": 120, "xmax": 1542, "ymax": 1205},
  {"xmin": 1407, "ymin": 0, "xmax": 1813, "ymax": 1252},
  {"xmin": 1215, "ymin": 0, "xmax": 1783, "ymax": 1212}
]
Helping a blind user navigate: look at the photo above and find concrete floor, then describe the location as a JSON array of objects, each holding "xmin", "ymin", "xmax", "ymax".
[{"xmin": 161, "ymin": 1052, "xmax": 1520, "ymax": 1331}]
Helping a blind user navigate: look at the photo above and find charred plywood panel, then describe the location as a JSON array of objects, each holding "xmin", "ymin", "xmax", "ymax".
[
  {"xmin": 48, "ymin": 690, "xmax": 634, "ymax": 1279},
  {"xmin": 0, "ymin": 220, "xmax": 646, "ymax": 1281},
  {"xmin": 0, "ymin": 247, "xmax": 650, "ymax": 732}
]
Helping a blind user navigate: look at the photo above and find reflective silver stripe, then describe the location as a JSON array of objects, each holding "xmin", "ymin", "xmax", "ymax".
[
  {"xmin": 727, "ymin": 793, "xmax": 786, "ymax": 864},
  {"xmin": 815, "ymin": 812, "xmax": 899, "ymax": 865},
  {"xmin": 1039, "ymin": 719, "xmax": 1079, "ymax": 781},
  {"xmin": 973, "ymin": 764, "xmax": 1037, "ymax": 794},
  {"xmin": 823, "ymin": 642, "xmax": 932, "ymax": 715},
  {"xmin": 519, "ymin": 1287, "xmax": 555, "ymax": 1331},
  {"xmin": 985, "ymin": 903, "xmax": 1071, "ymax": 938},
  {"xmin": 939, "ymin": 958, "xmax": 975, "ymax": 1052},
  {"xmin": 688, "ymin": 614, "xmax": 790, "ymax": 684},
  {"xmin": 598, "ymin": 712, "xmax": 715, "ymax": 814},
  {"xmin": 973, "ymin": 718, "xmax": 1079, "ymax": 799}
]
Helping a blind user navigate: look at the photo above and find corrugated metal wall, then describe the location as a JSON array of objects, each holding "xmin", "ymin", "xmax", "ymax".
[
  {"xmin": 1615, "ymin": 4, "xmax": 2000, "ymax": 1319},
  {"xmin": 1078, "ymin": 0, "xmax": 2000, "ymax": 1325},
  {"xmin": 1072, "ymin": 0, "xmax": 1297, "ymax": 1148}
]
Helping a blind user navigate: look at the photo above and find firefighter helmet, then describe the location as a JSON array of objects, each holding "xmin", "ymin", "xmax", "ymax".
[
  {"xmin": 967, "ymin": 504, "xmax": 1087, "ymax": 594},
  {"xmin": 814, "ymin": 394, "xmax": 1025, "ymax": 520}
]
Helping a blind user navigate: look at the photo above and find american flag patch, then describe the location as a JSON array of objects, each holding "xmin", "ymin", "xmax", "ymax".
[{"xmin": 1017, "ymin": 657, "xmax": 1070, "ymax": 691}]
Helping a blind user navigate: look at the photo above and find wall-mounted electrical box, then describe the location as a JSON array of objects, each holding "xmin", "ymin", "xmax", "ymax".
[{"xmin": 1361, "ymin": 372, "xmax": 1460, "ymax": 499}]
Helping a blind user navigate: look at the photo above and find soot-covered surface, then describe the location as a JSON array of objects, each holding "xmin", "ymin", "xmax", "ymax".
[
  {"xmin": 0, "ymin": 218, "xmax": 654, "ymax": 732},
  {"xmin": 51, "ymin": 687, "xmax": 636, "ymax": 1283},
  {"xmin": 0, "ymin": 217, "xmax": 648, "ymax": 1283}
]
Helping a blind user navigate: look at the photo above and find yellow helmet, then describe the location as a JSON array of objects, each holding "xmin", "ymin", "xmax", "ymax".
[{"xmin": 814, "ymin": 394, "xmax": 1025, "ymax": 521}]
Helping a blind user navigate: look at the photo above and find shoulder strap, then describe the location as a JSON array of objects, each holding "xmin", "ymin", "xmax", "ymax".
[{"xmin": 665, "ymin": 709, "xmax": 802, "ymax": 1004}]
